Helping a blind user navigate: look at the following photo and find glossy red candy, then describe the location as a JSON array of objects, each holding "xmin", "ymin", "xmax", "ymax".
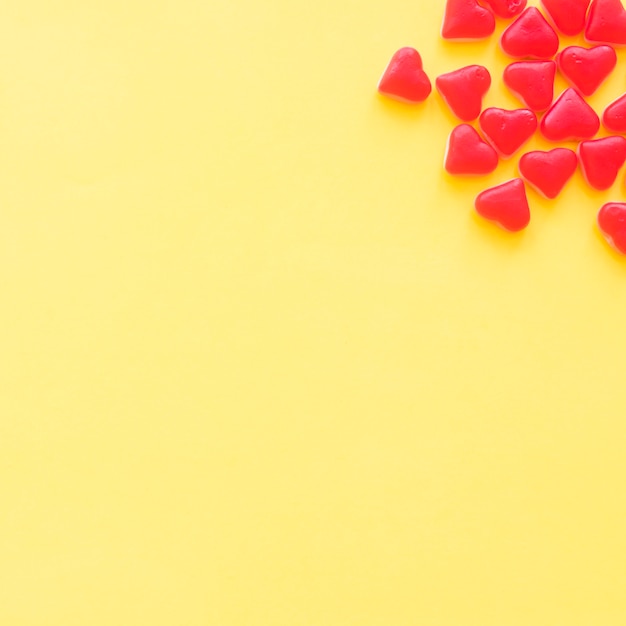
[
  {"xmin": 557, "ymin": 45, "xmax": 617, "ymax": 96},
  {"xmin": 474, "ymin": 178, "xmax": 530, "ymax": 231},
  {"xmin": 503, "ymin": 60, "xmax": 556, "ymax": 111},
  {"xmin": 479, "ymin": 107, "xmax": 537, "ymax": 158},
  {"xmin": 541, "ymin": 0, "xmax": 591, "ymax": 36},
  {"xmin": 436, "ymin": 65, "xmax": 491, "ymax": 121},
  {"xmin": 378, "ymin": 47, "xmax": 432, "ymax": 103},
  {"xmin": 445, "ymin": 124, "xmax": 499, "ymax": 175},
  {"xmin": 500, "ymin": 7, "xmax": 559, "ymax": 59},
  {"xmin": 578, "ymin": 136, "xmax": 626, "ymax": 190},
  {"xmin": 598, "ymin": 202, "xmax": 626, "ymax": 254},
  {"xmin": 442, "ymin": 0, "xmax": 496, "ymax": 40},
  {"xmin": 481, "ymin": 0, "xmax": 527, "ymax": 18},
  {"xmin": 540, "ymin": 88, "xmax": 600, "ymax": 141},
  {"xmin": 603, "ymin": 93, "xmax": 626, "ymax": 132},
  {"xmin": 518, "ymin": 148, "xmax": 578, "ymax": 198},
  {"xmin": 585, "ymin": 0, "xmax": 626, "ymax": 46}
]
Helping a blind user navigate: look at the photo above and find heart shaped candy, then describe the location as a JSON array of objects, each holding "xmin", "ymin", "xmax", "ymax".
[
  {"xmin": 503, "ymin": 60, "xmax": 556, "ymax": 111},
  {"xmin": 445, "ymin": 124, "xmax": 499, "ymax": 175},
  {"xmin": 557, "ymin": 45, "xmax": 617, "ymax": 96},
  {"xmin": 436, "ymin": 65, "xmax": 491, "ymax": 121},
  {"xmin": 481, "ymin": 0, "xmax": 527, "ymax": 18},
  {"xmin": 501, "ymin": 7, "xmax": 559, "ymax": 59},
  {"xmin": 540, "ymin": 88, "xmax": 600, "ymax": 141},
  {"xmin": 541, "ymin": 0, "xmax": 591, "ymax": 36},
  {"xmin": 378, "ymin": 47, "xmax": 432, "ymax": 103},
  {"xmin": 442, "ymin": 0, "xmax": 496, "ymax": 40},
  {"xmin": 475, "ymin": 178, "xmax": 531, "ymax": 231},
  {"xmin": 585, "ymin": 0, "xmax": 626, "ymax": 46},
  {"xmin": 598, "ymin": 202, "xmax": 626, "ymax": 254},
  {"xmin": 479, "ymin": 107, "xmax": 537, "ymax": 158},
  {"xmin": 578, "ymin": 135, "xmax": 626, "ymax": 190},
  {"xmin": 518, "ymin": 148, "xmax": 578, "ymax": 198},
  {"xmin": 602, "ymin": 93, "xmax": 626, "ymax": 132}
]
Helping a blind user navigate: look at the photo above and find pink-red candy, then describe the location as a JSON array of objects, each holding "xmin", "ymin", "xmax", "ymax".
[
  {"xmin": 445, "ymin": 124, "xmax": 499, "ymax": 175},
  {"xmin": 378, "ymin": 47, "xmax": 432, "ymax": 103},
  {"xmin": 540, "ymin": 88, "xmax": 600, "ymax": 141},
  {"xmin": 603, "ymin": 93, "xmax": 626, "ymax": 132},
  {"xmin": 503, "ymin": 60, "xmax": 556, "ymax": 111},
  {"xmin": 479, "ymin": 107, "xmax": 537, "ymax": 158},
  {"xmin": 557, "ymin": 45, "xmax": 617, "ymax": 96},
  {"xmin": 481, "ymin": 0, "xmax": 527, "ymax": 18},
  {"xmin": 585, "ymin": 0, "xmax": 626, "ymax": 46},
  {"xmin": 578, "ymin": 136, "xmax": 626, "ymax": 190},
  {"xmin": 474, "ymin": 178, "xmax": 531, "ymax": 231},
  {"xmin": 598, "ymin": 202, "xmax": 626, "ymax": 254},
  {"xmin": 436, "ymin": 65, "xmax": 491, "ymax": 121},
  {"xmin": 441, "ymin": 0, "xmax": 496, "ymax": 40},
  {"xmin": 518, "ymin": 148, "xmax": 578, "ymax": 198},
  {"xmin": 500, "ymin": 7, "xmax": 559, "ymax": 59},
  {"xmin": 541, "ymin": 0, "xmax": 591, "ymax": 36}
]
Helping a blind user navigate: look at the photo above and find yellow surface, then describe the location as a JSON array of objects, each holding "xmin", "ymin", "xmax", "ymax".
[{"xmin": 1, "ymin": 0, "xmax": 626, "ymax": 624}]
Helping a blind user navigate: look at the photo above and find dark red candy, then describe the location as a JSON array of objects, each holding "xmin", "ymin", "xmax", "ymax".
[
  {"xmin": 445, "ymin": 124, "xmax": 499, "ymax": 175},
  {"xmin": 500, "ymin": 7, "xmax": 559, "ymax": 59},
  {"xmin": 557, "ymin": 45, "xmax": 617, "ymax": 96},
  {"xmin": 378, "ymin": 48, "xmax": 432, "ymax": 103},
  {"xmin": 518, "ymin": 148, "xmax": 578, "ymax": 198},
  {"xmin": 503, "ymin": 60, "xmax": 556, "ymax": 111},
  {"xmin": 436, "ymin": 65, "xmax": 491, "ymax": 121},
  {"xmin": 442, "ymin": 0, "xmax": 496, "ymax": 40},
  {"xmin": 578, "ymin": 136, "xmax": 626, "ymax": 190},
  {"xmin": 475, "ymin": 178, "xmax": 531, "ymax": 231},
  {"xmin": 479, "ymin": 107, "xmax": 537, "ymax": 158},
  {"xmin": 603, "ymin": 93, "xmax": 626, "ymax": 132},
  {"xmin": 585, "ymin": 0, "xmax": 626, "ymax": 46},
  {"xmin": 598, "ymin": 202, "xmax": 626, "ymax": 254},
  {"xmin": 540, "ymin": 88, "xmax": 600, "ymax": 141},
  {"xmin": 540, "ymin": 0, "xmax": 591, "ymax": 36},
  {"xmin": 481, "ymin": 0, "xmax": 527, "ymax": 19}
]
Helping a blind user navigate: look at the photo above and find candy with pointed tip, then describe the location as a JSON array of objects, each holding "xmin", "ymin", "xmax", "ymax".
[
  {"xmin": 442, "ymin": 0, "xmax": 496, "ymax": 40},
  {"xmin": 436, "ymin": 65, "xmax": 491, "ymax": 121},
  {"xmin": 518, "ymin": 148, "xmax": 578, "ymax": 198},
  {"xmin": 474, "ymin": 178, "xmax": 531, "ymax": 231},
  {"xmin": 556, "ymin": 45, "xmax": 617, "ymax": 96},
  {"xmin": 377, "ymin": 48, "xmax": 432, "ymax": 103},
  {"xmin": 481, "ymin": 0, "xmax": 527, "ymax": 18},
  {"xmin": 444, "ymin": 124, "xmax": 499, "ymax": 175},
  {"xmin": 578, "ymin": 136, "xmax": 626, "ymax": 190},
  {"xmin": 585, "ymin": 0, "xmax": 626, "ymax": 46},
  {"xmin": 598, "ymin": 202, "xmax": 626, "ymax": 254},
  {"xmin": 603, "ymin": 93, "xmax": 626, "ymax": 132},
  {"xmin": 500, "ymin": 7, "xmax": 559, "ymax": 59},
  {"xmin": 479, "ymin": 107, "xmax": 537, "ymax": 158},
  {"xmin": 503, "ymin": 60, "xmax": 556, "ymax": 111},
  {"xmin": 540, "ymin": 88, "xmax": 600, "ymax": 141},
  {"xmin": 541, "ymin": 0, "xmax": 591, "ymax": 36}
]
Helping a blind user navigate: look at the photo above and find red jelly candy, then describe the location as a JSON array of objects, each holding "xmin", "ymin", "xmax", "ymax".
[
  {"xmin": 445, "ymin": 124, "xmax": 499, "ymax": 175},
  {"xmin": 540, "ymin": 88, "xmax": 600, "ymax": 141},
  {"xmin": 475, "ymin": 178, "xmax": 531, "ymax": 231},
  {"xmin": 585, "ymin": 0, "xmax": 626, "ymax": 46},
  {"xmin": 518, "ymin": 148, "xmax": 578, "ymax": 198},
  {"xmin": 378, "ymin": 47, "xmax": 432, "ymax": 103},
  {"xmin": 540, "ymin": 0, "xmax": 591, "ymax": 36},
  {"xmin": 598, "ymin": 202, "xmax": 626, "ymax": 254},
  {"xmin": 479, "ymin": 107, "xmax": 537, "ymax": 158},
  {"xmin": 503, "ymin": 60, "xmax": 556, "ymax": 111},
  {"xmin": 603, "ymin": 93, "xmax": 626, "ymax": 132},
  {"xmin": 578, "ymin": 136, "xmax": 626, "ymax": 190},
  {"xmin": 500, "ymin": 7, "xmax": 559, "ymax": 59},
  {"xmin": 436, "ymin": 65, "xmax": 491, "ymax": 121},
  {"xmin": 481, "ymin": 0, "xmax": 527, "ymax": 18},
  {"xmin": 557, "ymin": 45, "xmax": 617, "ymax": 96},
  {"xmin": 442, "ymin": 0, "xmax": 496, "ymax": 40}
]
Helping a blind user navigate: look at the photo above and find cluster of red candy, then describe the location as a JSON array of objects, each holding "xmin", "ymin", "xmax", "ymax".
[{"xmin": 378, "ymin": 0, "xmax": 626, "ymax": 254}]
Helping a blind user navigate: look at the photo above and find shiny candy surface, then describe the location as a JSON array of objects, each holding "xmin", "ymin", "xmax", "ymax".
[
  {"xmin": 479, "ymin": 107, "xmax": 537, "ymax": 158},
  {"xmin": 436, "ymin": 65, "xmax": 491, "ymax": 121},
  {"xmin": 557, "ymin": 45, "xmax": 617, "ymax": 96},
  {"xmin": 501, "ymin": 7, "xmax": 560, "ymax": 59},
  {"xmin": 578, "ymin": 135, "xmax": 626, "ymax": 190},
  {"xmin": 444, "ymin": 124, "xmax": 499, "ymax": 175},
  {"xmin": 540, "ymin": 88, "xmax": 600, "ymax": 141},
  {"xmin": 503, "ymin": 60, "xmax": 556, "ymax": 111},
  {"xmin": 474, "ymin": 178, "xmax": 531, "ymax": 231},
  {"xmin": 518, "ymin": 148, "xmax": 578, "ymax": 198},
  {"xmin": 378, "ymin": 48, "xmax": 432, "ymax": 103}
]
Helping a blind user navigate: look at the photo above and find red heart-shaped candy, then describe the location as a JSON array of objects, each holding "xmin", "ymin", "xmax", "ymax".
[
  {"xmin": 442, "ymin": 0, "xmax": 496, "ymax": 40},
  {"xmin": 481, "ymin": 0, "xmax": 527, "ymax": 18},
  {"xmin": 578, "ymin": 135, "xmax": 626, "ymax": 190},
  {"xmin": 585, "ymin": 0, "xmax": 626, "ymax": 45},
  {"xmin": 479, "ymin": 107, "xmax": 537, "ymax": 158},
  {"xmin": 598, "ymin": 202, "xmax": 626, "ymax": 254},
  {"xmin": 503, "ymin": 60, "xmax": 556, "ymax": 111},
  {"xmin": 557, "ymin": 45, "xmax": 617, "ymax": 96},
  {"xmin": 378, "ymin": 47, "xmax": 432, "ymax": 103},
  {"xmin": 518, "ymin": 148, "xmax": 578, "ymax": 198},
  {"xmin": 445, "ymin": 124, "xmax": 499, "ymax": 175},
  {"xmin": 501, "ymin": 7, "xmax": 560, "ymax": 59},
  {"xmin": 540, "ymin": 88, "xmax": 600, "ymax": 141},
  {"xmin": 541, "ymin": 0, "xmax": 591, "ymax": 36},
  {"xmin": 603, "ymin": 93, "xmax": 626, "ymax": 132},
  {"xmin": 436, "ymin": 65, "xmax": 491, "ymax": 121},
  {"xmin": 475, "ymin": 178, "xmax": 531, "ymax": 231}
]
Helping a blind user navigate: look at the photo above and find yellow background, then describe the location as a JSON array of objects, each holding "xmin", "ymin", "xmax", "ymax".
[{"xmin": 1, "ymin": 0, "xmax": 626, "ymax": 624}]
